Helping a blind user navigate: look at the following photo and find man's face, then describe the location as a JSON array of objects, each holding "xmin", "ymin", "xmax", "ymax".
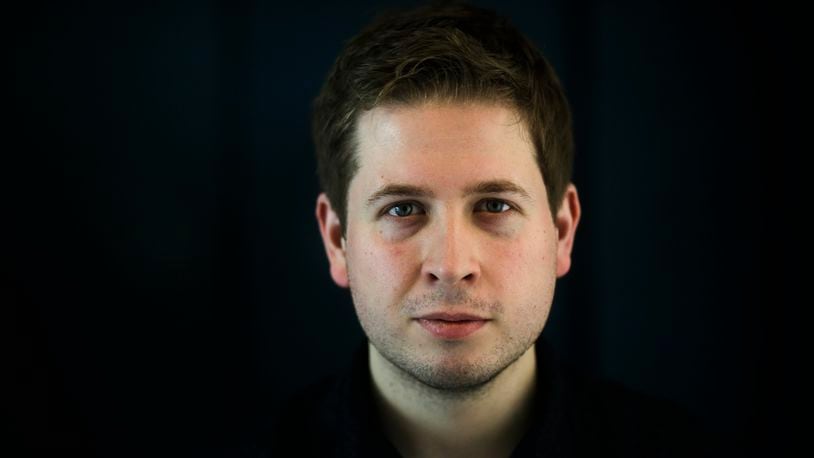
[{"xmin": 316, "ymin": 101, "xmax": 579, "ymax": 391}]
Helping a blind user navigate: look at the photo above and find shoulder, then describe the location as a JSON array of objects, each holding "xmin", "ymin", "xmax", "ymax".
[
  {"xmin": 556, "ymin": 361, "xmax": 720, "ymax": 457},
  {"xmin": 235, "ymin": 375, "xmax": 345, "ymax": 457},
  {"xmin": 233, "ymin": 340, "xmax": 381, "ymax": 457}
]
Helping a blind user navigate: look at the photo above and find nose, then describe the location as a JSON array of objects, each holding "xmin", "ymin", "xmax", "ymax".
[{"xmin": 421, "ymin": 211, "xmax": 481, "ymax": 286}]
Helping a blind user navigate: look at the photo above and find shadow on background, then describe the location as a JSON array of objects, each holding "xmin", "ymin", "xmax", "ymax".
[{"xmin": 10, "ymin": 0, "xmax": 803, "ymax": 456}]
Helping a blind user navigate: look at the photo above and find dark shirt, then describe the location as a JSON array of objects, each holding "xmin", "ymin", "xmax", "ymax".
[{"xmin": 253, "ymin": 338, "xmax": 718, "ymax": 457}]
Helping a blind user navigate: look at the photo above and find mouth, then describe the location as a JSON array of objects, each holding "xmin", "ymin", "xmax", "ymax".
[
  {"xmin": 414, "ymin": 312, "xmax": 491, "ymax": 339},
  {"xmin": 417, "ymin": 312, "xmax": 490, "ymax": 321}
]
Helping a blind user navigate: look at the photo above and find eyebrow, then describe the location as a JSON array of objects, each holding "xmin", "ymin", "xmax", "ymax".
[{"xmin": 365, "ymin": 179, "xmax": 533, "ymax": 208}]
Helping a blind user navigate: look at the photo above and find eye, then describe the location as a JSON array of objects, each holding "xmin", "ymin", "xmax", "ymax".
[
  {"xmin": 385, "ymin": 202, "xmax": 425, "ymax": 218},
  {"xmin": 382, "ymin": 199, "xmax": 514, "ymax": 219},
  {"xmin": 476, "ymin": 199, "xmax": 512, "ymax": 213}
]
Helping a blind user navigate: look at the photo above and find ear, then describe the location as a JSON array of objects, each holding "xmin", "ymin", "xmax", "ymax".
[
  {"xmin": 554, "ymin": 183, "xmax": 582, "ymax": 278},
  {"xmin": 316, "ymin": 192, "xmax": 350, "ymax": 288}
]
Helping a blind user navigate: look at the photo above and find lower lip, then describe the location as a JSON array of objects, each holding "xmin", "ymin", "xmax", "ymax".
[{"xmin": 416, "ymin": 319, "xmax": 488, "ymax": 339}]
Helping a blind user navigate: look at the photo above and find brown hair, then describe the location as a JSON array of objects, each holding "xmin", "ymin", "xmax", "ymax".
[{"xmin": 312, "ymin": 0, "xmax": 574, "ymax": 237}]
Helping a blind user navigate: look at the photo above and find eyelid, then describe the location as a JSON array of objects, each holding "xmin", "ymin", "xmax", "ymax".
[
  {"xmin": 382, "ymin": 200, "xmax": 426, "ymax": 217},
  {"xmin": 474, "ymin": 198, "xmax": 515, "ymax": 213},
  {"xmin": 381, "ymin": 198, "xmax": 516, "ymax": 218}
]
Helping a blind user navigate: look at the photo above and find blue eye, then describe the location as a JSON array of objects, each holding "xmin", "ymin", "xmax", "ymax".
[
  {"xmin": 384, "ymin": 199, "xmax": 512, "ymax": 218},
  {"xmin": 478, "ymin": 199, "xmax": 511, "ymax": 213},
  {"xmin": 386, "ymin": 202, "xmax": 423, "ymax": 217}
]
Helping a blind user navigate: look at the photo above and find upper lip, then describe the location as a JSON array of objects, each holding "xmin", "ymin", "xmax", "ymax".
[{"xmin": 416, "ymin": 312, "xmax": 490, "ymax": 321}]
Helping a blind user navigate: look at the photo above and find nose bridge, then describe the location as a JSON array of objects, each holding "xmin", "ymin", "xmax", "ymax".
[{"xmin": 423, "ymin": 204, "xmax": 479, "ymax": 285}]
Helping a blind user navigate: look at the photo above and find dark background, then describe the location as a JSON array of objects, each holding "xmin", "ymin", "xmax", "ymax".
[{"xmin": 10, "ymin": 0, "xmax": 804, "ymax": 456}]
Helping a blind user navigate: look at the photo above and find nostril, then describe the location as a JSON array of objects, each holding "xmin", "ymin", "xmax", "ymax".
[{"xmin": 428, "ymin": 271, "xmax": 476, "ymax": 284}]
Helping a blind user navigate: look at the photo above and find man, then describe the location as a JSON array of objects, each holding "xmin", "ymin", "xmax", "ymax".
[{"xmin": 260, "ymin": 2, "xmax": 715, "ymax": 456}]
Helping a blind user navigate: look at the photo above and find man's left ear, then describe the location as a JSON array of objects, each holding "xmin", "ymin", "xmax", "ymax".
[{"xmin": 554, "ymin": 183, "xmax": 581, "ymax": 278}]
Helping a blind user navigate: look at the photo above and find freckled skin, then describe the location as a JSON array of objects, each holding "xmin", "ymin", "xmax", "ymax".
[{"xmin": 316, "ymin": 101, "xmax": 579, "ymax": 392}]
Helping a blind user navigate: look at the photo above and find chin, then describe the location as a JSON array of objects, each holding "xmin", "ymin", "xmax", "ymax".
[
  {"xmin": 392, "ymin": 351, "xmax": 507, "ymax": 392},
  {"xmin": 412, "ymin": 364, "xmax": 503, "ymax": 393}
]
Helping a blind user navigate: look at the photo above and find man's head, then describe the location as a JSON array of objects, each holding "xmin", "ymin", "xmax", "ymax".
[
  {"xmin": 313, "ymin": 1, "xmax": 575, "ymax": 238},
  {"xmin": 315, "ymin": 2, "xmax": 581, "ymax": 392}
]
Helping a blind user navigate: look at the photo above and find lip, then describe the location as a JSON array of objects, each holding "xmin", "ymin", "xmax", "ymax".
[
  {"xmin": 415, "ymin": 313, "xmax": 490, "ymax": 339},
  {"xmin": 417, "ymin": 312, "xmax": 490, "ymax": 321}
]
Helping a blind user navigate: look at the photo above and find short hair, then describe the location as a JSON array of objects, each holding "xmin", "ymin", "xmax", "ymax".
[{"xmin": 312, "ymin": 0, "xmax": 574, "ymax": 237}]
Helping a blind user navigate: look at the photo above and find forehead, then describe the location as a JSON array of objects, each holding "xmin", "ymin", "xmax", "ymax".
[{"xmin": 352, "ymin": 102, "xmax": 540, "ymax": 193}]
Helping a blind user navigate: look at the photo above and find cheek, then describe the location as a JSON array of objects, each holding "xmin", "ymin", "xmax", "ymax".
[
  {"xmin": 495, "ymin": 237, "xmax": 557, "ymax": 330},
  {"xmin": 349, "ymin": 235, "xmax": 416, "ymax": 302},
  {"xmin": 493, "ymin": 230, "xmax": 556, "ymax": 292},
  {"xmin": 499, "ymin": 237, "xmax": 544, "ymax": 272}
]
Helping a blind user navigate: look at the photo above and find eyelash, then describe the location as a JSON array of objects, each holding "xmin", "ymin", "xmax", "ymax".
[{"xmin": 382, "ymin": 199, "xmax": 515, "ymax": 218}]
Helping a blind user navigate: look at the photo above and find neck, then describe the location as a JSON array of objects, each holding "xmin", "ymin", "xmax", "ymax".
[{"xmin": 369, "ymin": 343, "xmax": 538, "ymax": 458}]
